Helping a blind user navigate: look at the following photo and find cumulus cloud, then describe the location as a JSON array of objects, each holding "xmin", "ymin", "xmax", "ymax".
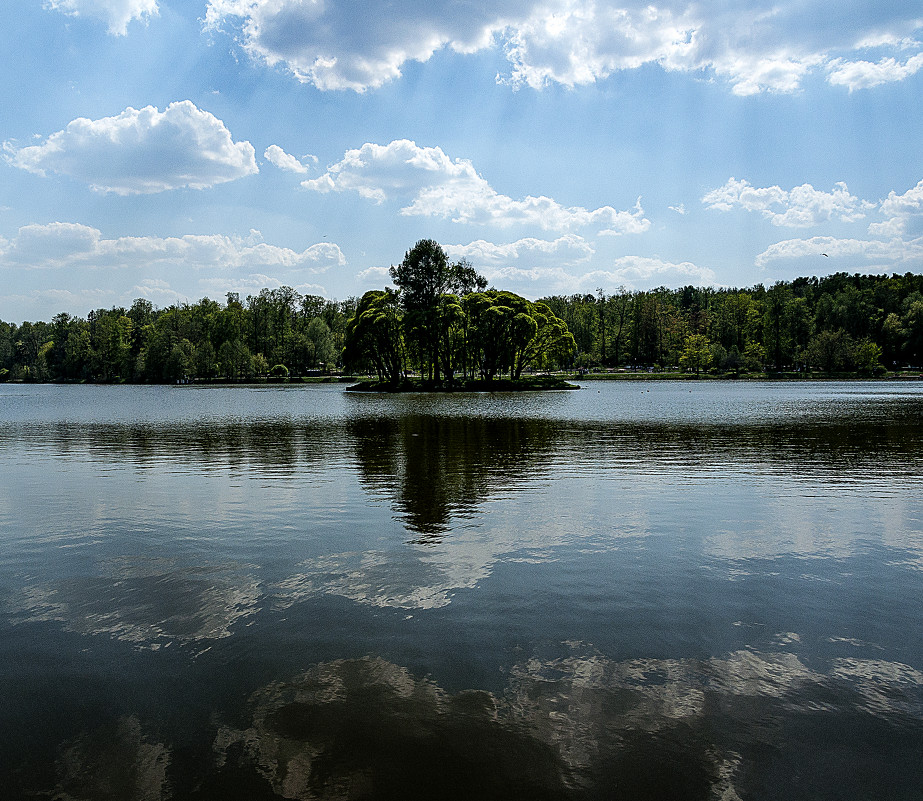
[
  {"xmin": 356, "ymin": 265, "xmax": 392, "ymax": 284},
  {"xmin": 750, "ymin": 178, "xmax": 923, "ymax": 270},
  {"xmin": 473, "ymin": 254, "xmax": 716, "ymax": 295},
  {"xmin": 827, "ymin": 53, "xmax": 923, "ymax": 91},
  {"xmin": 4, "ymin": 101, "xmax": 258, "ymax": 195},
  {"xmin": 204, "ymin": 0, "xmax": 923, "ymax": 94},
  {"xmin": 5, "ymin": 287, "xmax": 118, "ymax": 313},
  {"xmin": 703, "ymin": 178, "xmax": 873, "ymax": 227},
  {"xmin": 130, "ymin": 278, "xmax": 189, "ymax": 305},
  {"xmin": 304, "ymin": 139, "xmax": 649, "ymax": 235},
  {"xmin": 444, "ymin": 235, "xmax": 594, "ymax": 265},
  {"xmin": 264, "ymin": 144, "xmax": 310, "ymax": 173},
  {"xmin": 0, "ymin": 223, "xmax": 345, "ymax": 273},
  {"xmin": 870, "ymin": 179, "xmax": 923, "ymax": 237},
  {"xmin": 199, "ymin": 274, "xmax": 328, "ymax": 296},
  {"xmin": 755, "ymin": 235, "xmax": 923, "ymax": 267},
  {"xmin": 595, "ymin": 255, "xmax": 717, "ymax": 287},
  {"xmin": 44, "ymin": 0, "xmax": 158, "ymax": 35}
]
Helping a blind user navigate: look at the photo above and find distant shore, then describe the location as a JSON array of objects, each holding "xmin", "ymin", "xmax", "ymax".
[{"xmin": 2, "ymin": 371, "xmax": 921, "ymax": 387}]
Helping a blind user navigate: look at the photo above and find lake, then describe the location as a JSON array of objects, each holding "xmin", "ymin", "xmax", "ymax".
[{"xmin": 1, "ymin": 380, "xmax": 922, "ymax": 800}]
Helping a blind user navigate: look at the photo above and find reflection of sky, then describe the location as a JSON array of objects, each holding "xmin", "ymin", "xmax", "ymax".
[
  {"xmin": 11, "ymin": 557, "xmax": 261, "ymax": 649},
  {"xmin": 207, "ymin": 644, "xmax": 923, "ymax": 800},
  {"xmin": 2, "ymin": 381, "xmax": 922, "ymax": 642},
  {"xmin": 43, "ymin": 643, "xmax": 923, "ymax": 799},
  {"xmin": 4, "ymin": 382, "xmax": 923, "ymax": 799}
]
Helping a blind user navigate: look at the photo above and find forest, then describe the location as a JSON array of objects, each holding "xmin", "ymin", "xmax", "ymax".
[{"xmin": 2, "ymin": 238, "xmax": 923, "ymax": 383}]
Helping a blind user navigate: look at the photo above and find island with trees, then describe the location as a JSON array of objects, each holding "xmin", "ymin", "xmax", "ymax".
[
  {"xmin": 2, "ymin": 238, "xmax": 923, "ymax": 385},
  {"xmin": 344, "ymin": 239, "xmax": 577, "ymax": 390}
]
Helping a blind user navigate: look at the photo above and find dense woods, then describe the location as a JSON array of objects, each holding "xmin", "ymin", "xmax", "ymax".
[
  {"xmin": 546, "ymin": 271, "xmax": 923, "ymax": 376},
  {"xmin": 0, "ymin": 289, "xmax": 353, "ymax": 383},
  {"xmin": 2, "ymin": 242, "xmax": 923, "ymax": 383}
]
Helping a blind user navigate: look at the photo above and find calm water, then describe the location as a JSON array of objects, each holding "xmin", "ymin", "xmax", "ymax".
[{"xmin": 2, "ymin": 381, "xmax": 923, "ymax": 800}]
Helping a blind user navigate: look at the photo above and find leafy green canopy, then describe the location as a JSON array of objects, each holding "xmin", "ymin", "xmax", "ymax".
[{"xmin": 344, "ymin": 241, "xmax": 575, "ymax": 385}]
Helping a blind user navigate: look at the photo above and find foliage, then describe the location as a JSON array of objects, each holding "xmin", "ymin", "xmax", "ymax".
[
  {"xmin": 0, "ymin": 289, "xmax": 352, "ymax": 384},
  {"xmin": 346, "ymin": 242, "xmax": 575, "ymax": 385},
  {"xmin": 679, "ymin": 334, "xmax": 713, "ymax": 374},
  {"xmin": 2, "ymin": 265, "xmax": 923, "ymax": 383},
  {"xmin": 538, "ymin": 271, "xmax": 923, "ymax": 374}
]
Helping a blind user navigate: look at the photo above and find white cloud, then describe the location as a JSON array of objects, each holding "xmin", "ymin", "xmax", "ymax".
[
  {"xmin": 752, "ymin": 179, "xmax": 923, "ymax": 270},
  {"xmin": 597, "ymin": 255, "xmax": 717, "ymax": 287},
  {"xmin": 755, "ymin": 235, "xmax": 923, "ymax": 267},
  {"xmin": 703, "ymin": 178, "xmax": 873, "ymax": 227},
  {"xmin": 827, "ymin": 53, "xmax": 923, "ymax": 91},
  {"xmin": 44, "ymin": 0, "xmax": 158, "ymax": 35},
  {"xmin": 5, "ymin": 287, "xmax": 118, "ymax": 313},
  {"xmin": 130, "ymin": 278, "xmax": 189, "ymax": 305},
  {"xmin": 4, "ymin": 101, "xmax": 258, "ymax": 195},
  {"xmin": 199, "ymin": 274, "xmax": 329, "ymax": 297},
  {"xmin": 204, "ymin": 0, "xmax": 923, "ymax": 94},
  {"xmin": 356, "ymin": 265, "xmax": 392, "ymax": 283},
  {"xmin": 871, "ymin": 180, "xmax": 923, "ymax": 237},
  {"xmin": 264, "ymin": 144, "xmax": 310, "ymax": 173},
  {"xmin": 204, "ymin": 0, "xmax": 512, "ymax": 92},
  {"xmin": 444, "ymin": 235, "xmax": 594, "ymax": 265},
  {"xmin": 0, "ymin": 223, "xmax": 345, "ymax": 273},
  {"xmin": 304, "ymin": 139, "xmax": 649, "ymax": 235},
  {"xmin": 475, "ymin": 254, "xmax": 716, "ymax": 296}
]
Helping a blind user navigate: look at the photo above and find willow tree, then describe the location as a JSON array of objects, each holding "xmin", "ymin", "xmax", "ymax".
[
  {"xmin": 344, "ymin": 289, "xmax": 406, "ymax": 385},
  {"xmin": 462, "ymin": 291, "xmax": 574, "ymax": 380}
]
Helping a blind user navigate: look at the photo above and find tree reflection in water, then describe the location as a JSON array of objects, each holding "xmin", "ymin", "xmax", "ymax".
[{"xmin": 348, "ymin": 415, "xmax": 560, "ymax": 542}]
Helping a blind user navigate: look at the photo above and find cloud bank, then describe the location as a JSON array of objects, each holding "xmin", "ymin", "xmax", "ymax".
[
  {"xmin": 0, "ymin": 223, "xmax": 344, "ymax": 272},
  {"xmin": 204, "ymin": 0, "xmax": 923, "ymax": 94},
  {"xmin": 304, "ymin": 139, "xmax": 649, "ymax": 235},
  {"xmin": 755, "ymin": 235, "xmax": 923, "ymax": 268},
  {"xmin": 4, "ymin": 102, "xmax": 258, "ymax": 195},
  {"xmin": 699, "ymin": 176, "xmax": 923, "ymax": 273},
  {"xmin": 703, "ymin": 178, "xmax": 873, "ymax": 227}
]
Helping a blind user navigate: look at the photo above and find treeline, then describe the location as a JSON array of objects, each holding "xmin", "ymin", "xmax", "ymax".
[
  {"xmin": 2, "ymin": 261, "xmax": 923, "ymax": 383},
  {"xmin": 0, "ymin": 289, "xmax": 354, "ymax": 383},
  {"xmin": 543, "ymin": 271, "xmax": 923, "ymax": 374}
]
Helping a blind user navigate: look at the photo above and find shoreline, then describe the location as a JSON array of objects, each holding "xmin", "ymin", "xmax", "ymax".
[{"xmin": 1, "ymin": 372, "xmax": 921, "ymax": 387}]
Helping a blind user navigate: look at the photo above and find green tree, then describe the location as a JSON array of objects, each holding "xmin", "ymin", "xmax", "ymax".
[
  {"xmin": 344, "ymin": 290, "xmax": 406, "ymax": 384},
  {"xmin": 805, "ymin": 329, "xmax": 853, "ymax": 373},
  {"xmin": 679, "ymin": 334, "xmax": 713, "ymax": 374}
]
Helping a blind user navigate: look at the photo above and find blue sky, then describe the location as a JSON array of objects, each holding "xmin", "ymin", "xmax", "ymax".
[{"xmin": 2, "ymin": 0, "xmax": 922, "ymax": 321}]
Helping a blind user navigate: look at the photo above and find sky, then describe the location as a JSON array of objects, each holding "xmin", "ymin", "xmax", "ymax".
[{"xmin": 2, "ymin": 0, "xmax": 923, "ymax": 322}]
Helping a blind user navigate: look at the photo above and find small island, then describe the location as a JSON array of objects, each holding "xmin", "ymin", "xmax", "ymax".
[
  {"xmin": 342, "ymin": 239, "xmax": 577, "ymax": 391},
  {"xmin": 346, "ymin": 375, "xmax": 580, "ymax": 392}
]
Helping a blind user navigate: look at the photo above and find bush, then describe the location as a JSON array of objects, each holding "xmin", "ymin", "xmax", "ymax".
[{"xmin": 269, "ymin": 363, "xmax": 289, "ymax": 378}]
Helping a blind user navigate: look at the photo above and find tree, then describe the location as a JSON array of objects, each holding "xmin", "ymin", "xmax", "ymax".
[
  {"xmin": 854, "ymin": 340, "xmax": 883, "ymax": 376},
  {"xmin": 805, "ymin": 329, "xmax": 853, "ymax": 374},
  {"xmin": 514, "ymin": 302, "xmax": 575, "ymax": 377},
  {"xmin": 679, "ymin": 334, "xmax": 713, "ymax": 374},
  {"xmin": 344, "ymin": 290, "xmax": 406, "ymax": 384},
  {"xmin": 389, "ymin": 240, "xmax": 486, "ymax": 382}
]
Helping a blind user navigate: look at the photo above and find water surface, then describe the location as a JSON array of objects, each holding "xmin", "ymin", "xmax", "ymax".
[{"xmin": 2, "ymin": 381, "xmax": 922, "ymax": 799}]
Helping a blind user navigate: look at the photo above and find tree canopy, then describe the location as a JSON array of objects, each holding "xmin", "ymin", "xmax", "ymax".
[
  {"xmin": 2, "ymin": 251, "xmax": 923, "ymax": 383},
  {"xmin": 345, "ymin": 241, "xmax": 576, "ymax": 386}
]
